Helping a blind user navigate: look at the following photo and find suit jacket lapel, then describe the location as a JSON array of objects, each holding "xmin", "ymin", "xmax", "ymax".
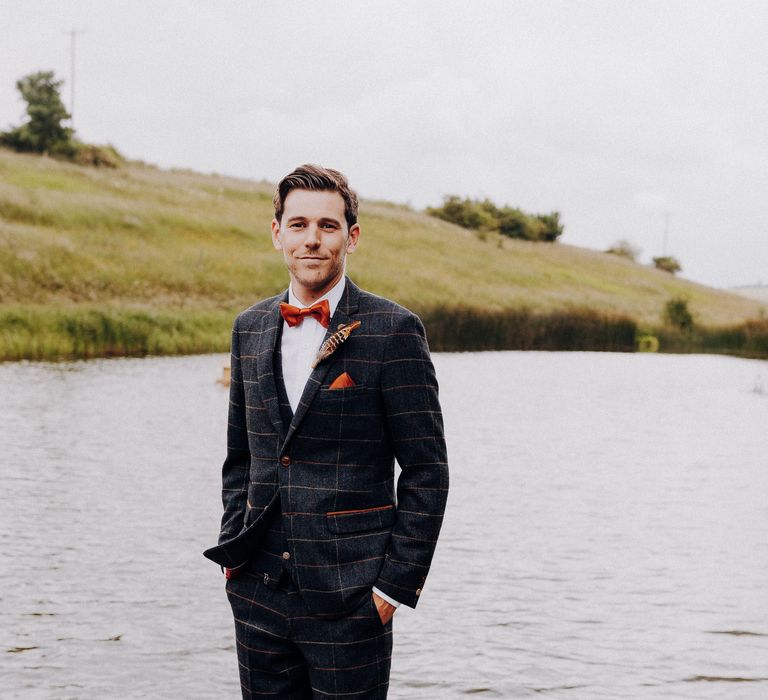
[
  {"xmin": 281, "ymin": 277, "xmax": 360, "ymax": 452},
  {"xmin": 257, "ymin": 292, "xmax": 287, "ymax": 440}
]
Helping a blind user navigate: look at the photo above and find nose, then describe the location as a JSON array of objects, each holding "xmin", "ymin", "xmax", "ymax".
[{"xmin": 304, "ymin": 223, "xmax": 321, "ymax": 247}]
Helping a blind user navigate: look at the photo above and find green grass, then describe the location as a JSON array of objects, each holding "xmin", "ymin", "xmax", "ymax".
[
  {"xmin": 1, "ymin": 147, "xmax": 766, "ymax": 361},
  {"xmin": 0, "ymin": 306, "xmax": 232, "ymax": 361}
]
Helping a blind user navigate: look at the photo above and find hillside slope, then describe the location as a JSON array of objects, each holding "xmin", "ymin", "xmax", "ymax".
[{"xmin": 0, "ymin": 149, "xmax": 765, "ymax": 359}]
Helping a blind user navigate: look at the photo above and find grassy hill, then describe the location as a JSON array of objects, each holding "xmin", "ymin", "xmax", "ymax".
[{"xmin": 0, "ymin": 148, "xmax": 765, "ymax": 360}]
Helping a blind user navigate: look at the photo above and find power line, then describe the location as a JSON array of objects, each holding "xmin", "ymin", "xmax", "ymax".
[
  {"xmin": 63, "ymin": 28, "xmax": 86, "ymax": 128},
  {"xmin": 662, "ymin": 211, "xmax": 670, "ymax": 256}
]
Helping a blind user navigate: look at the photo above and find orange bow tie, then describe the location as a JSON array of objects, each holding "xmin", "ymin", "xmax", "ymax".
[{"xmin": 280, "ymin": 299, "xmax": 331, "ymax": 328}]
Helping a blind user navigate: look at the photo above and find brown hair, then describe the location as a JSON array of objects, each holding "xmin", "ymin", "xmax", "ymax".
[{"xmin": 273, "ymin": 164, "xmax": 359, "ymax": 229}]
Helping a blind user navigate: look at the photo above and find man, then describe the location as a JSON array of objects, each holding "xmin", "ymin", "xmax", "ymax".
[{"xmin": 204, "ymin": 164, "xmax": 448, "ymax": 699}]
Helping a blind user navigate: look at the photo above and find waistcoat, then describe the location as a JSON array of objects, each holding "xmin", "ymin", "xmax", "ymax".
[{"xmin": 245, "ymin": 343, "xmax": 294, "ymax": 586}]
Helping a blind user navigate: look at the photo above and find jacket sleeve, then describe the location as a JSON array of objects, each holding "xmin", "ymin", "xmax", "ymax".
[
  {"xmin": 374, "ymin": 311, "xmax": 449, "ymax": 608},
  {"xmin": 217, "ymin": 315, "xmax": 251, "ymax": 544}
]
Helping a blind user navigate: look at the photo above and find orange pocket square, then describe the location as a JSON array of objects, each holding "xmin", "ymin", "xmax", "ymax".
[{"xmin": 329, "ymin": 372, "xmax": 356, "ymax": 390}]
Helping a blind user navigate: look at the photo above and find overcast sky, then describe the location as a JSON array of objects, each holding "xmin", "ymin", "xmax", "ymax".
[{"xmin": 1, "ymin": 1, "xmax": 766, "ymax": 289}]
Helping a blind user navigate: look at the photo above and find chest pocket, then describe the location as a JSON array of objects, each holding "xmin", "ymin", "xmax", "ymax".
[{"xmin": 318, "ymin": 385, "xmax": 369, "ymax": 401}]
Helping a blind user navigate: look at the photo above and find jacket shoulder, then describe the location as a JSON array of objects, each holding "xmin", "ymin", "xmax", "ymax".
[
  {"xmin": 355, "ymin": 288, "xmax": 422, "ymax": 331},
  {"xmin": 233, "ymin": 292, "xmax": 284, "ymax": 330}
]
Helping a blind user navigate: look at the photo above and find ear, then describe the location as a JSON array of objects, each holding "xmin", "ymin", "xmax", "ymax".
[
  {"xmin": 345, "ymin": 223, "xmax": 361, "ymax": 254},
  {"xmin": 271, "ymin": 219, "xmax": 283, "ymax": 250}
]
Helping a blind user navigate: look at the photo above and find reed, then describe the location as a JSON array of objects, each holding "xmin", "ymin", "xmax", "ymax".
[
  {"xmin": 3, "ymin": 305, "xmax": 767, "ymax": 362},
  {"xmin": 0, "ymin": 307, "xmax": 232, "ymax": 361},
  {"xmin": 418, "ymin": 306, "xmax": 637, "ymax": 353},
  {"xmin": 656, "ymin": 319, "xmax": 768, "ymax": 359},
  {"xmin": 1, "ymin": 306, "xmax": 640, "ymax": 361}
]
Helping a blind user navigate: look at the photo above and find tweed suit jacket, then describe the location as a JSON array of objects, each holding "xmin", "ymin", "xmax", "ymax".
[{"xmin": 205, "ymin": 277, "xmax": 448, "ymax": 616}]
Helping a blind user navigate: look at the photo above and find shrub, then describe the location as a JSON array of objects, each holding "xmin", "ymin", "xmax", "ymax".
[
  {"xmin": 653, "ymin": 255, "xmax": 682, "ymax": 274},
  {"xmin": 636, "ymin": 333, "xmax": 659, "ymax": 352},
  {"xmin": 72, "ymin": 142, "xmax": 124, "ymax": 168},
  {"xmin": 663, "ymin": 297, "xmax": 694, "ymax": 332},
  {"xmin": 426, "ymin": 195, "xmax": 564, "ymax": 242},
  {"xmin": 426, "ymin": 196, "xmax": 496, "ymax": 231},
  {"xmin": 532, "ymin": 212, "xmax": 564, "ymax": 242},
  {"xmin": 606, "ymin": 239, "xmax": 641, "ymax": 262}
]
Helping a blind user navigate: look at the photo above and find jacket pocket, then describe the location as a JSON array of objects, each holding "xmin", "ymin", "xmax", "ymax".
[
  {"xmin": 318, "ymin": 385, "xmax": 369, "ymax": 401},
  {"xmin": 325, "ymin": 504, "xmax": 396, "ymax": 534}
]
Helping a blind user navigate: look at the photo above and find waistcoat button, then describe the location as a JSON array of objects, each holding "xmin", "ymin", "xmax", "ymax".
[{"xmin": 280, "ymin": 455, "xmax": 291, "ymax": 467}]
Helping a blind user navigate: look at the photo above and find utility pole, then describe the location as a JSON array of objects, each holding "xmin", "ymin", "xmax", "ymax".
[{"xmin": 64, "ymin": 29, "xmax": 86, "ymax": 128}]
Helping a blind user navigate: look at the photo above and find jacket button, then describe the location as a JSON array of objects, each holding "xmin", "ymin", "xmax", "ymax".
[
  {"xmin": 280, "ymin": 455, "xmax": 291, "ymax": 467},
  {"xmin": 282, "ymin": 551, "xmax": 290, "ymax": 560},
  {"xmin": 415, "ymin": 588, "xmax": 422, "ymax": 597}
]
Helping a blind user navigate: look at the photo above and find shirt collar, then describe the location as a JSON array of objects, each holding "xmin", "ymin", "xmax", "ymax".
[{"xmin": 288, "ymin": 274, "xmax": 346, "ymax": 317}]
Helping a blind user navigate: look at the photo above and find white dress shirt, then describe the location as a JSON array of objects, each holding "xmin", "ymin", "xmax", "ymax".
[
  {"xmin": 279, "ymin": 276, "xmax": 400, "ymax": 610},
  {"xmin": 280, "ymin": 276, "xmax": 345, "ymax": 413}
]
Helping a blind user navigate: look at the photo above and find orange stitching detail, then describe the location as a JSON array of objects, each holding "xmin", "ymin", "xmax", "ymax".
[{"xmin": 326, "ymin": 505, "xmax": 394, "ymax": 517}]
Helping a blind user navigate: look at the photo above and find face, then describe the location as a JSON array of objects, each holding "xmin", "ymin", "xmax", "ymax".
[{"xmin": 271, "ymin": 189, "xmax": 360, "ymax": 304}]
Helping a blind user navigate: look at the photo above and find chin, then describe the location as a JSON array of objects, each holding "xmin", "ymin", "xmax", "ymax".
[{"xmin": 297, "ymin": 274, "xmax": 331, "ymax": 291}]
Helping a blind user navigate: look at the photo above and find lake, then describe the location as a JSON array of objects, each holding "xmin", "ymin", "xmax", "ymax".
[{"xmin": 1, "ymin": 351, "xmax": 767, "ymax": 699}]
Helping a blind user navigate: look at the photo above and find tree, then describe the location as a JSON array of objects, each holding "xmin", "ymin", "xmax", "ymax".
[
  {"xmin": 653, "ymin": 255, "xmax": 682, "ymax": 275},
  {"xmin": 606, "ymin": 239, "xmax": 641, "ymax": 262},
  {"xmin": 0, "ymin": 71, "xmax": 75, "ymax": 157}
]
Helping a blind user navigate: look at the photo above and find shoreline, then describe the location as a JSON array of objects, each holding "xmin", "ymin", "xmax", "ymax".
[{"xmin": 2, "ymin": 305, "xmax": 766, "ymax": 362}]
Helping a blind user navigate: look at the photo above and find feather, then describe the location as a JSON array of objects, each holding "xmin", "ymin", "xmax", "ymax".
[{"xmin": 312, "ymin": 321, "xmax": 362, "ymax": 368}]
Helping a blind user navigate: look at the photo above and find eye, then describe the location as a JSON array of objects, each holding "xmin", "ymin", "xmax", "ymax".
[
  {"xmin": 290, "ymin": 222, "xmax": 305, "ymax": 229},
  {"xmin": 321, "ymin": 222, "xmax": 339, "ymax": 230}
]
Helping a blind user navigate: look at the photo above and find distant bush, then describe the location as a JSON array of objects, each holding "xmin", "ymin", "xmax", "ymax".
[
  {"xmin": 606, "ymin": 239, "xmax": 641, "ymax": 262},
  {"xmin": 72, "ymin": 143, "xmax": 124, "ymax": 168},
  {"xmin": 426, "ymin": 195, "xmax": 564, "ymax": 242},
  {"xmin": 653, "ymin": 255, "xmax": 682, "ymax": 274},
  {"xmin": 663, "ymin": 297, "xmax": 694, "ymax": 332},
  {"xmin": 636, "ymin": 333, "xmax": 659, "ymax": 352}
]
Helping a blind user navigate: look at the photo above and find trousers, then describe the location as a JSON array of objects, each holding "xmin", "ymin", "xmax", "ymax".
[{"xmin": 225, "ymin": 569, "xmax": 393, "ymax": 699}]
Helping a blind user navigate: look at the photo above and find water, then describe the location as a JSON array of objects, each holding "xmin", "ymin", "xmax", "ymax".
[{"xmin": 1, "ymin": 352, "xmax": 767, "ymax": 699}]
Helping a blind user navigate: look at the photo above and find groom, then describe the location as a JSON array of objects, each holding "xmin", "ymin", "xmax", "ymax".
[{"xmin": 205, "ymin": 164, "xmax": 448, "ymax": 699}]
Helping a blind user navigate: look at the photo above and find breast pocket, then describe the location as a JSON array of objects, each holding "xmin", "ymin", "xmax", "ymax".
[
  {"xmin": 309, "ymin": 384, "xmax": 385, "ymax": 443},
  {"xmin": 318, "ymin": 385, "xmax": 369, "ymax": 402}
]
